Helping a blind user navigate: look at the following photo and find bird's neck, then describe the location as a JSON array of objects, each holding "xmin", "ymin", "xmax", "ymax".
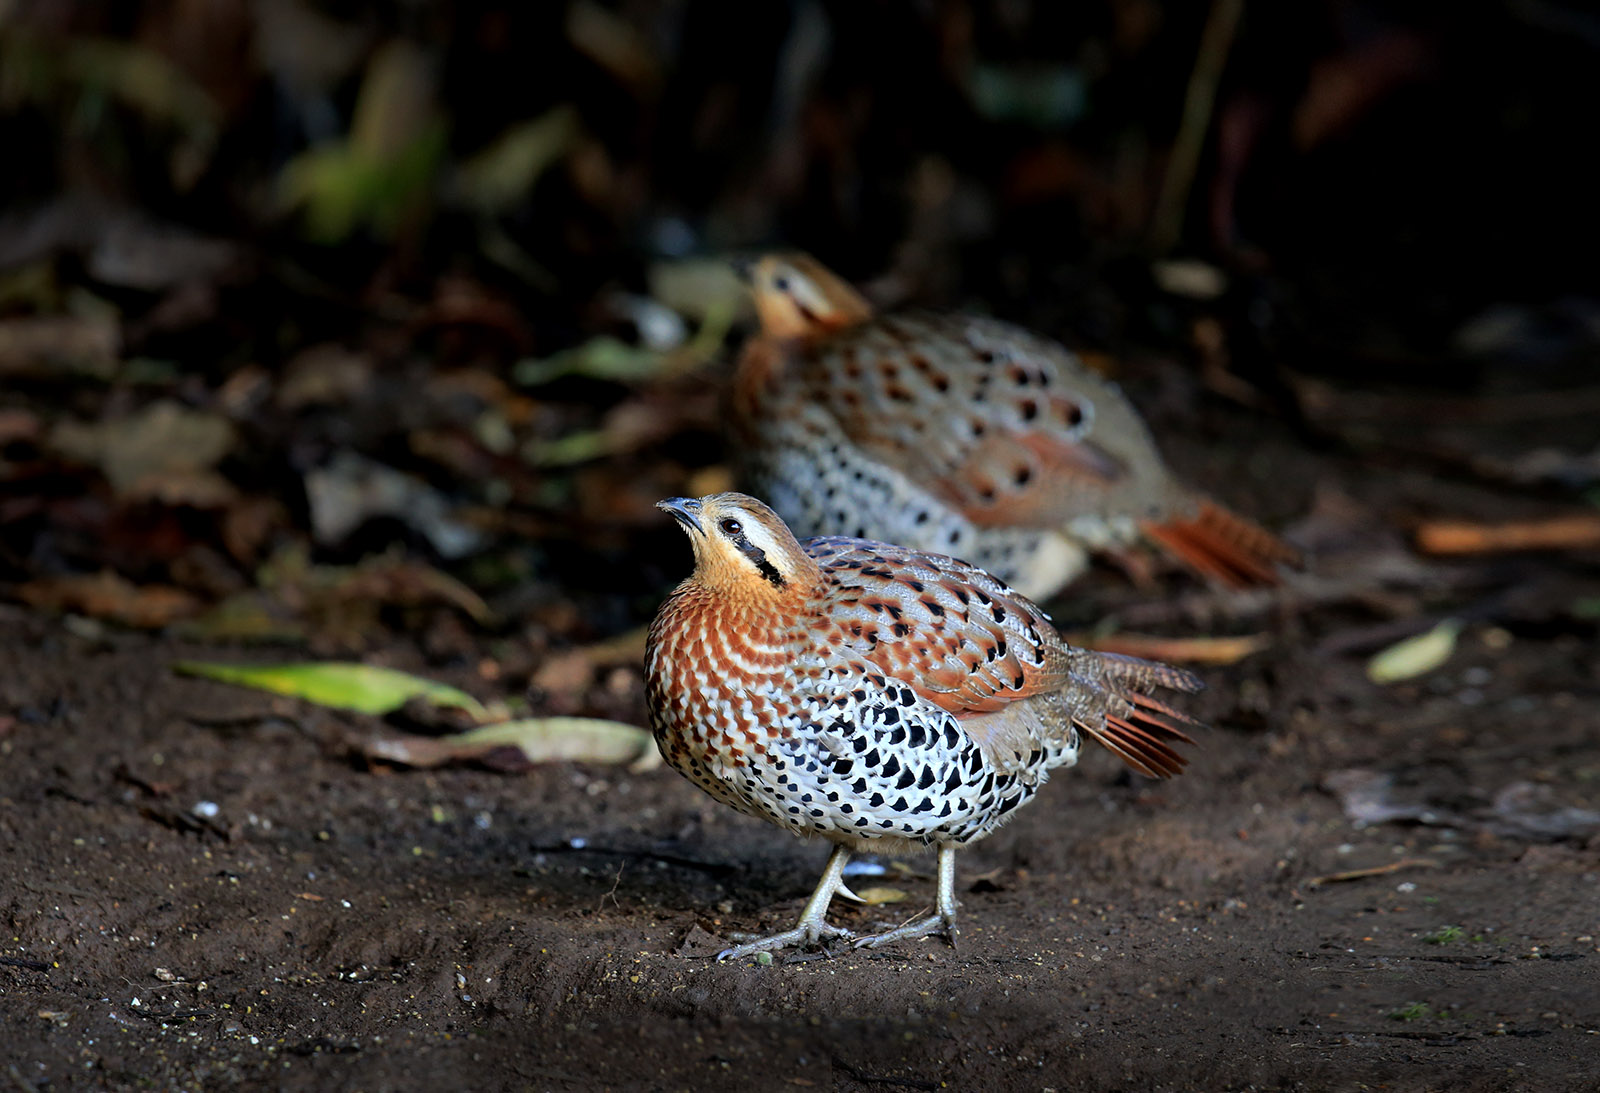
[
  {"xmin": 729, "ymin": 339, "xmax": 791, "ymax": 431},
  {"xmin": 651, "ymin": 578, "xmax": 811, "ymax": 680}
]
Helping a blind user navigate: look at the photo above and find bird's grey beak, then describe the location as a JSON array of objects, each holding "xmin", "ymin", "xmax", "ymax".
[
  {"xmin": 729, "ymin": 255, "xmax": 756, "ymax": 284},
  {"xmin": 657, "ymin": 497, "xmax": 703, "ymax": 534}
]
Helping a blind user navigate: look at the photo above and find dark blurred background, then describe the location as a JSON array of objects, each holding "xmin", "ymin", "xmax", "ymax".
[{"xmin": 2, "ymin": 0, "xmax": 1598, "ymax": 656}]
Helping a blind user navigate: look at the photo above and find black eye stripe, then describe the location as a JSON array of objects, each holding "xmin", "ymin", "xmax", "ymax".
[{"xmin": 728, "ymin": 529, "xmax": 786, "ymax": 588}]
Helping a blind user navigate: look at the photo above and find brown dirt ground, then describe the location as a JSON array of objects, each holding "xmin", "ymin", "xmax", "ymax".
[{"xmin": 3, "ymin": 422, "xmax": 1599, "ymax": 1092}]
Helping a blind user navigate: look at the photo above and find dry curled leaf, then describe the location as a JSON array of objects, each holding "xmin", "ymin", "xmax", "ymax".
[
  {"xmin": 49, "ymin": 400, "xmax": 236, "ymax": 500},
  {"xmin": 19, "ymin": 571, "xmax": 201, "ymax": 628},
  {"xmin": 363, "ymin": 717, "xmax": 658, "ymax": 772}
]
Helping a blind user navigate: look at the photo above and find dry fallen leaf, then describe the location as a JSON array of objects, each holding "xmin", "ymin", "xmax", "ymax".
[
  {"xmin": 0, "ymin": 315, "xmax": 120, "ymax": 378},
  {"xmin": 1366, "ymin": 619, "xmax": 1461, "ymax": 684},
  {"xmin": 1322, "ymin": 768, "xmax": 1600, "ymax": 842},
  {"xmin": 0, "ymin": 407, "xmax": 43, "ymax": 445},
  {"xmin": 1414, "ymin": 514, "xmax": 1600, "ymax": 556},
  {"xmin": 565, "ymin": 0, "xmax": 660, "ymax": 90},
  {"xmin": 19, "ymin": 571, "xmax": 200, "ymax": 628},
  {"xmin": 276, "ymin": 343, "xmax": 373, "ymax": 409},
  {"xmin": 363, "ymin": 717, "xmax": 658, "ymax": 772},
  {"xmin": 322, "ymin": 554, "xmax": 492, "ymax": 625},
  {"xmin": 221, "ymin": 496, "xmax": 290, "ymax": 566},
  {"xmin": 532, "ymin": 627, "xmax": 650, "ymax": 693},
  {"xmin": 303, "ymin": 452, "xmax": 485, "ymax": 559},
  {"xmin": 1067, "ymin": 630, "xmax": 1270, "ymax": 666},
  {"xmin": 49, "ymin": 400, "xmax": 237, "ymax": 499},
  {"xmin": 852, "ymin": 887, "xmax": 909, "ymax": 906},
  {"xmin": 87, "ymin": 216, "xmax": 239, "ymax": 291}
]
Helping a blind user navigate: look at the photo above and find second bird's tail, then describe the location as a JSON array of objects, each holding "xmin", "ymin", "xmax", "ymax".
[{"xmin": 1139, "ymin": 499, "xmax": 1300, "ymax": 589}]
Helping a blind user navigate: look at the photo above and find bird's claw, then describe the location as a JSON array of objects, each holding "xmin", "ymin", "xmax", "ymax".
[
  {"xmin": 716, "ymin": 922, "xmax": 856, "ymax": 962},
  {"xmin": 851, "ymin": 915, "xmax": 959, "ymax": 951}
]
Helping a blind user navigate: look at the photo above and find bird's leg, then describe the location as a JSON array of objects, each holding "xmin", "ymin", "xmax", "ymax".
[
  {"xmin": 853, "ymin": 845, "xmax": 960, "ymax": 950},
  {"xmin": 717, "ymin": 844, "xmax": 857, "ymax": 961}
]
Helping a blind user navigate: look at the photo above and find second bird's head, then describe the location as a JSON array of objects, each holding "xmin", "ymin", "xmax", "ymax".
[
  {"xmin": 740, "ymin": 253, "xmax": 873, "ymax": 340},
  {"xmin": 657, "ymin": 493, "xmax": 812, "ymax": 596}
]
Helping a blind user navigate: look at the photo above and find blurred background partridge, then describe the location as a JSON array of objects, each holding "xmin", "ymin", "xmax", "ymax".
[
  {"xmin": 731, "ymin": 254, "xmax": 1300, "ymax": 601},
  {"xmin": 645, "ymin": 492, "xmax": 1202, "ymax": 960}
]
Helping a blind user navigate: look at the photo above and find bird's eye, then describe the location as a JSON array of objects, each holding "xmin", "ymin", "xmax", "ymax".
[
  {"xmin": 773, "ymin": 276, "xmax": 791, "ymax": 293},
  {"xmin": 719, "ymin": 517, "xmax": 743, "ymax": 536}
]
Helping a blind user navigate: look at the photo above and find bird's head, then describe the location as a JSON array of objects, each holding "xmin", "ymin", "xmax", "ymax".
[
  {"xmin": 740, "ymin": 253, "xmax": 874, "ymax": 340},
  {"xmin": 657, "ymin": 492, "xmax": 816, "ymax": 597}
]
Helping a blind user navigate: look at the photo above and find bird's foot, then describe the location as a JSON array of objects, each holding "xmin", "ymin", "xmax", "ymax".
[
  {"xmin": 717, "ymin": 921, "xmax": 855, "ymax": 962},
  {"xmin": 852, "ymin": 912, "xmax": 959, "ymax": 952}
]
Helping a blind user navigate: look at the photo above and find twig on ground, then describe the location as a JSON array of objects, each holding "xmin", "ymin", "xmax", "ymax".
[
  {"xmin": 1306, "ymin": 858, "xmax": 1438, "ymax": 887},
  {"xmin": 1415, "ymin": 514, "xmax": 1600, "ymax": 555}
]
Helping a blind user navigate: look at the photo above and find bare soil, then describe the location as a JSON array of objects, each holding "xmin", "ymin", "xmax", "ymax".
[{"xmin": 3, "ymin": 422, "xmax": 1598, "ymax": 1093}]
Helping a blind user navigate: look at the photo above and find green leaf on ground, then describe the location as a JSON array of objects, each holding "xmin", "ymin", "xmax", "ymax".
[
  {"xmin": 174, "ymin": 660, "xmax": 487, "ymax": 718},
  {"xmin": 513, "ymin": 335, "xmax": 663, "ymax": 387}
]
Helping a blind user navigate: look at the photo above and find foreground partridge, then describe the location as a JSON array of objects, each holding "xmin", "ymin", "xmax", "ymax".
[
  {"xmin": 731, "ymin": 253, "xmax": 1299, "ymax": 601},
  {"xmin": 644, "ymin": 492, "xmax": 1203, "ymax": 960}
]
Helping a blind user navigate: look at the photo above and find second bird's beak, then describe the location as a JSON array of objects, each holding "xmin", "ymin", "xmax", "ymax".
[{"xmin": 657, "ymin": 497, "xmax": 704, "ymax": 534}]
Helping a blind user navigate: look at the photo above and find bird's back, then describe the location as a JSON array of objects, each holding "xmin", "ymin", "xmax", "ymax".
[
  {"xmin": 800, "ymin": 535, "xmax": 1197, "ymax": 778},
  {"xmin": 749, "ymin": 312, "xmax": 1192, "ymax": 531}
]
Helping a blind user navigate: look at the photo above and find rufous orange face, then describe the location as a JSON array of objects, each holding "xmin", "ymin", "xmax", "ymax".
[
  {"xmin": 658, "ymin": 492, "xmax": 814, "ymax": 597},
  {"xmin": 746, "ymin": 253, "xmax": 873, "ymax": 340}
]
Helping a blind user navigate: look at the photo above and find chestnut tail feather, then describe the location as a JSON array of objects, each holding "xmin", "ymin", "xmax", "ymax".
[
  {"xmin": 1139, "ymin": 500, "xmax": 1300, "ymax": 589},
  {"xmin": 1075, "ymin": 655, "xmax": 1204, "ymax": 780}
]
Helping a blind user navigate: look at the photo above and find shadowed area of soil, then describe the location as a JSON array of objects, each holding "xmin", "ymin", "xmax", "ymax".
[{"xmin": 4, "ymin": 424, "xmax": 1598, "ymax": 1091}]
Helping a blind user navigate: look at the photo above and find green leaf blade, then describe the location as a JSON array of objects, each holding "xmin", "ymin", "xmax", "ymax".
[{"xmin": 174, "ymin": 660, "xmax": 487, "ymax": 718}]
